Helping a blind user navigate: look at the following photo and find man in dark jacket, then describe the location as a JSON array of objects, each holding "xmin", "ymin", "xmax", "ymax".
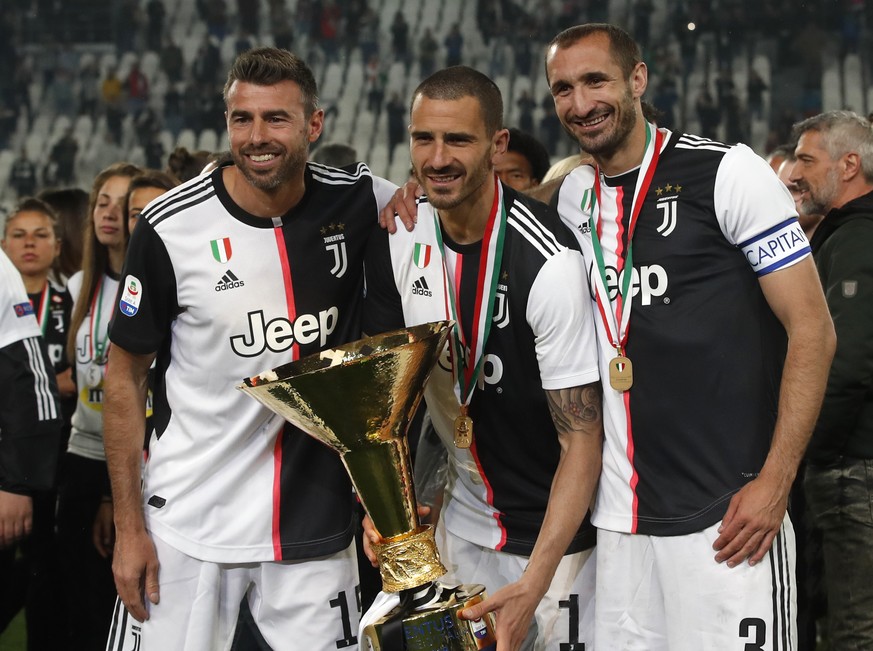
[{"xmin": 791, "ymin": 109, "xmax": 873, "ymax": 649}]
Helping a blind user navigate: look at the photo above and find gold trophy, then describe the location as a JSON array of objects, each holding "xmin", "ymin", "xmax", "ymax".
[{"xmin": 238, "ymin": 322, "xmax": 497, "ymax": 651}]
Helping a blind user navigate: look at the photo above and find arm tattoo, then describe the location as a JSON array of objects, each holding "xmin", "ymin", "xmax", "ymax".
[{"xmin": 546, "ymin": 384, "xmax": 602, "ymax": 435}]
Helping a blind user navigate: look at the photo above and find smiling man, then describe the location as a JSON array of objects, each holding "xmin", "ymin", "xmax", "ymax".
[
  {"xmin": 103, "ymin": 48, "xmax": 396, "ymax": 650},
  {"xmin": 364, "ymin": 66, "xmax": 603, "ymax": 651},
  {"xmin": 790, "ymin": 110, "xmax": 873, "ymax": 649},
  {"xmin": 549, "ymin": 24, "xmax": 835, "ymax": 650}
]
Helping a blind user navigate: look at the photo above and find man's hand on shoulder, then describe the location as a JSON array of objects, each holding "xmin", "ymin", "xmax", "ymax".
[{"xmin": 379, "ymin": 182, "xmax": 422, "ymax": 233}]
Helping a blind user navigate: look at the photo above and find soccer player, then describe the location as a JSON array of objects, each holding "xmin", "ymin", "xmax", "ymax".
[
  {"xmin": 363, "ymin": 66, "xmax": 602, "ymax": 651},
  {"xmin": 103, "ymin": 48, "xmax": 395, "ymax": 650},
  {"xmin": 548, "ymin": 24, "xmax": 834, "ymax": 649}
]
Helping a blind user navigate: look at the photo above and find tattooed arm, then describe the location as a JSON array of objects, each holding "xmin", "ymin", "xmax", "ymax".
[{"xmin": 461, "ymin": 382, "xmax": 603, "ymax": 651}]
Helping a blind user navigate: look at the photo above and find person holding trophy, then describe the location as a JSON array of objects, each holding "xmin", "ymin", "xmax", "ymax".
[
  {"xmin": 363, "ymin": 66, "xmax": 603, "ymax": 651},
  {"xmin": 102, "ymin": 48, "xmax": 396, "ymax": 650}
]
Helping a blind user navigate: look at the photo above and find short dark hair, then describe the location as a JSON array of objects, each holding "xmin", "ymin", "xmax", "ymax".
[
  {"xmin": 310, "ymin": 142, "xmax": 359, "ymax": 168},
  {"xmin": 223, "ymin": 47, "xmax": 318, "ymax": 115},
  {"xmin": 412, "ymin": 66, "xmax": 503, "ymax": 135},
  {"xmin": 548, "ymin": 23, "xmax": 642, "ymax": 80},
  {"xmin": 507, "ymin": 129, "xmax": 551, "ymax": 183}
]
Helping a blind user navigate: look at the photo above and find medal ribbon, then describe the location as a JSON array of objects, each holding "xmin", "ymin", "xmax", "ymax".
[
  {"xmin": 589, "ymin": 122, "xmax": 663, "ymax": 354},
  {"xmin": 433, "ymin": 177, "xmax": 507, "ymax": 409},
  {"xmin": 33, "ymin": 282, "xmax": 50, "ymax": 336},
  {"xmin": 88, "ymin": 276, "xmax": 109, "ymax": 363}
]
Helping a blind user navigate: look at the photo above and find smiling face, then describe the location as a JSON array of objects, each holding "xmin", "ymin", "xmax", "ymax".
[
  {"xmin": 226, "ymin": 79, "xmax": 323, "ymax": 193},
  {"xmin": 546, "ymin": 32, "xmax": 646, "ymax": 169},
  {"xmin": 2, "ymin": 210, "xmax": 60, "ymax": 280},
  {"xmin": 93, "ymin": 175, "xmax": 131, "ymax": 252},
  {"xmin": 409, "ymin": 94, "xmax": 504, "ymax": 213}
]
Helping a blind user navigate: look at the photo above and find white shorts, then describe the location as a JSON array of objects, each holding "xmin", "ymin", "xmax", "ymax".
[
  {"xmin": 106, "ymin": 532, "xmax": 360, "ymax": 651},
  {"xmin": 595, "ymin": 515, "xmax": 796, "ymax": 651},
  {"xmin": 437, "ymin": 519, "xmax": 595, "ymax": 651}
]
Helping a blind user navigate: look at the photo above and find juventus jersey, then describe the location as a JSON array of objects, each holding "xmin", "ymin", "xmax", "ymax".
[
  {"xmin": 556, "ymin": 130, "xmax": 810, "ymax": 536},
  {"xmin": 365, "ymin": 183, "xmax": 600, "ymax": 555},
  {"xmin": 109, "ymin": 162, "xmax": 396, "ymax": 562},
  {"xmin": 0, "ymin": 248, "xmax": 61, "ymax": 493}
]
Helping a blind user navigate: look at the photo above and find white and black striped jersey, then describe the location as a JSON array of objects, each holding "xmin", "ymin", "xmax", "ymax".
[
  {"xmin": 556, "ymin": 130, "xmax": 810, "ymax": 536},
  {"xmin": 109, "ymin": 162, "xmax": 396, "ymax": 562},
  {"xmin": 0, "ymin": 248, "xmax": 61, "ymax": 493},
  {"xmin": 365, "ymin": 183, "xmax": 600, "ymax": 555}
]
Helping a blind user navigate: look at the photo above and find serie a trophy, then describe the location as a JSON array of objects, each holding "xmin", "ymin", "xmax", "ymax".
[{"xmin": 238, "ymin": 321, "xmax": 497, "ymax": 651}]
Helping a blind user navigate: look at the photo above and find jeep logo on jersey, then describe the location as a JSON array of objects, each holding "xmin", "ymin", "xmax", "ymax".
[
  {"xmin": 476, "ymin": 353, "xmax": 504, "ymax": 389},
  {"xmin": 229, "ymin": 308, "xmax": 339, "ymax": 357},
  {"xmin": 210, "ymin": 237, "xmax": 232, "ymax": 263},
  {"xmin": 322, "ymin": 224, "xmax": 348, "ymax": 277},
  {"xmin": 588, "ymin": 261, "xmax": 669, "ymax": 306}
]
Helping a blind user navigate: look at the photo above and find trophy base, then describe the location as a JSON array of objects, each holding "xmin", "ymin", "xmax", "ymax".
[{"xmin": 363, "ymin": 584, "xmax": 496, "ymax": 651}]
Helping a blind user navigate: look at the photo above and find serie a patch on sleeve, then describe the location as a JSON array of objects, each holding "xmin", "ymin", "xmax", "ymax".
[
  {"xmin": 13, "ymin": 301, "xmax": 35, "ymax": 318},
  {"xmin": 739, "ymin": 218, "xmax": 811, "ymax": 276},
  {"xmin": 119, "ymin": 275, "xmax": 143, "ymax": 317}
]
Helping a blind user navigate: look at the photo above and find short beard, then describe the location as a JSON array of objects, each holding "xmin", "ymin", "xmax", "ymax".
[
  {"xmin": 801, "ymin": 167, "xmax": 840, "ymax": 216},
  {"xmin": 565, "ymin": 86, "xmax": 637, "ymax": 159},
  {"xmin": 232, "ymin": 148, "xmax": 306, "ymax": 192}
]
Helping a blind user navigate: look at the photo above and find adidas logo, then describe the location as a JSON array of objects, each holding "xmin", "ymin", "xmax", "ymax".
[
  {"xmin": 215, "ymin": 270, "xmax": 245, "ymax": 292},
  {"xmin": 412, "ymin": 276, "xmax": 432, "ymax": 297}
]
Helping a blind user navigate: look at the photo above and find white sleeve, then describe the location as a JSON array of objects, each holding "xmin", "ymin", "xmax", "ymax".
[
  {"xmin": 714, "ymin": 144, "xmax": 811, "ymax": 276},
  {"xmin": 527, "ymin": 247, "xmax": 601, "ymax": 390},
  {"xmin": 371, "ymin": 175, "xmax": 400, "ymax": 215},
  {"xmin": 0, "ymin": 249, "xmax": 40, "ymax": 349}
]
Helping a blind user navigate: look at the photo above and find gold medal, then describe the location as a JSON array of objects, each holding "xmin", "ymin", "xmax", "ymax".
[
  {"xmin": 609, "ymin": 355, "xmax": 633, "ymax": 392},
  {"xmin": 454, "ymin": 405, "xmax": 473, "ymax": 449}
]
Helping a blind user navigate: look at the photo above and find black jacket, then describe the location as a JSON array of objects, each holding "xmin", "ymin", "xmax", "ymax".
[{"xmin": 807, "ymin": 189, "xmax": 873, "ymax": 463}]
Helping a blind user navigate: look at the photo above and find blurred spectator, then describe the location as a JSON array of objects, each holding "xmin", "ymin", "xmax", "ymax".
[
  {"xmin": 695, "ymin": 87, "xmax": 720, "ymax": 140},
  {"xmin": 192, "ymin": 35, "xmax": 222, "ymax": 86},
  {"xmin": 160, "ymin": 37, "xmax": 185, "ymax": 84},
  {"xmin": 145, "ymin": 0, "xmax": 166, "ymax": 51},
  {"xmin": 517, "ymin": 89, "xmax": 536, "ymax": 134},
  {"xmin": 419, "ymin": 28, "xmax": 439, "ymax": 79},
  {"xmin": 48, "ymin": 130, "xmax": 79, "ymax": 187},
  {"xmin": 166, "ymin": 147, "xmax": 213, "ymax": 183},
  {"xmin": 126, "ymin": 60, "xmax": 149, "ymax": 117},
  {"xmin": 319, "ymin": 0, "xmax": 341, "ymax": 62},
  {"xmin": 205, "ymin": 0, "xmax": 228, "ymax": 40},
  {"xmin": 365, "ymin": 54, "xmax": 385, "ymax": 115},
  {"xmin": 358, "ymin": 7, "xmax": 379, "ymax": 63},
  {"xmin": 78, "ymin": 58, "xmax": 100, "ymax": 117},
  {"xmin": 391, "ymin": 11, "xmax": 410, "ymax": 62},
  {"xmin": 747, "ymin": 68, "xmax": 768, "ymax": 121},
  {"xmin": 38, "ymin": 187, "xmax": 89, "ymax": 281},
  {"xmin": 444, "ymin": 23, "xmax": 463, "ymax": 67},
  {"xmin": 386, "ymin": 92, "xmax": 406, "ymax": 163},
  {"xmin": 145, "ymin": 133, "xmax": 166, "ymax": 170},
  {"xmin": 237, "ymin": 0, "xmax": 260, "ymax": 35},
  {"xmin": 310, "ymin": 142, "xmax": 358, "ymax": 168},
  {"xmin": 11, "ymin": 148, "xmax": 38, "ymax": 198}
]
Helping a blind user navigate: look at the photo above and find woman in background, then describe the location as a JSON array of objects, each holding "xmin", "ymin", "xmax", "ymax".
[{"xmin": 58, "ymin": 162, "xmax": 142, "ymax": 649}]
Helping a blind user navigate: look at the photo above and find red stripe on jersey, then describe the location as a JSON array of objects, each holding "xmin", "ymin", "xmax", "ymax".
[
  {"xmin": 624, "ymin": 390, "xmax": 640, "ymax": 533},
  {"xmin": 271, "ymin": 226, "xmax": 299, "ymax": 558},
  {"xmin": 469, "ymin": 438, "xmax": 507, "ymax": 550}
]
